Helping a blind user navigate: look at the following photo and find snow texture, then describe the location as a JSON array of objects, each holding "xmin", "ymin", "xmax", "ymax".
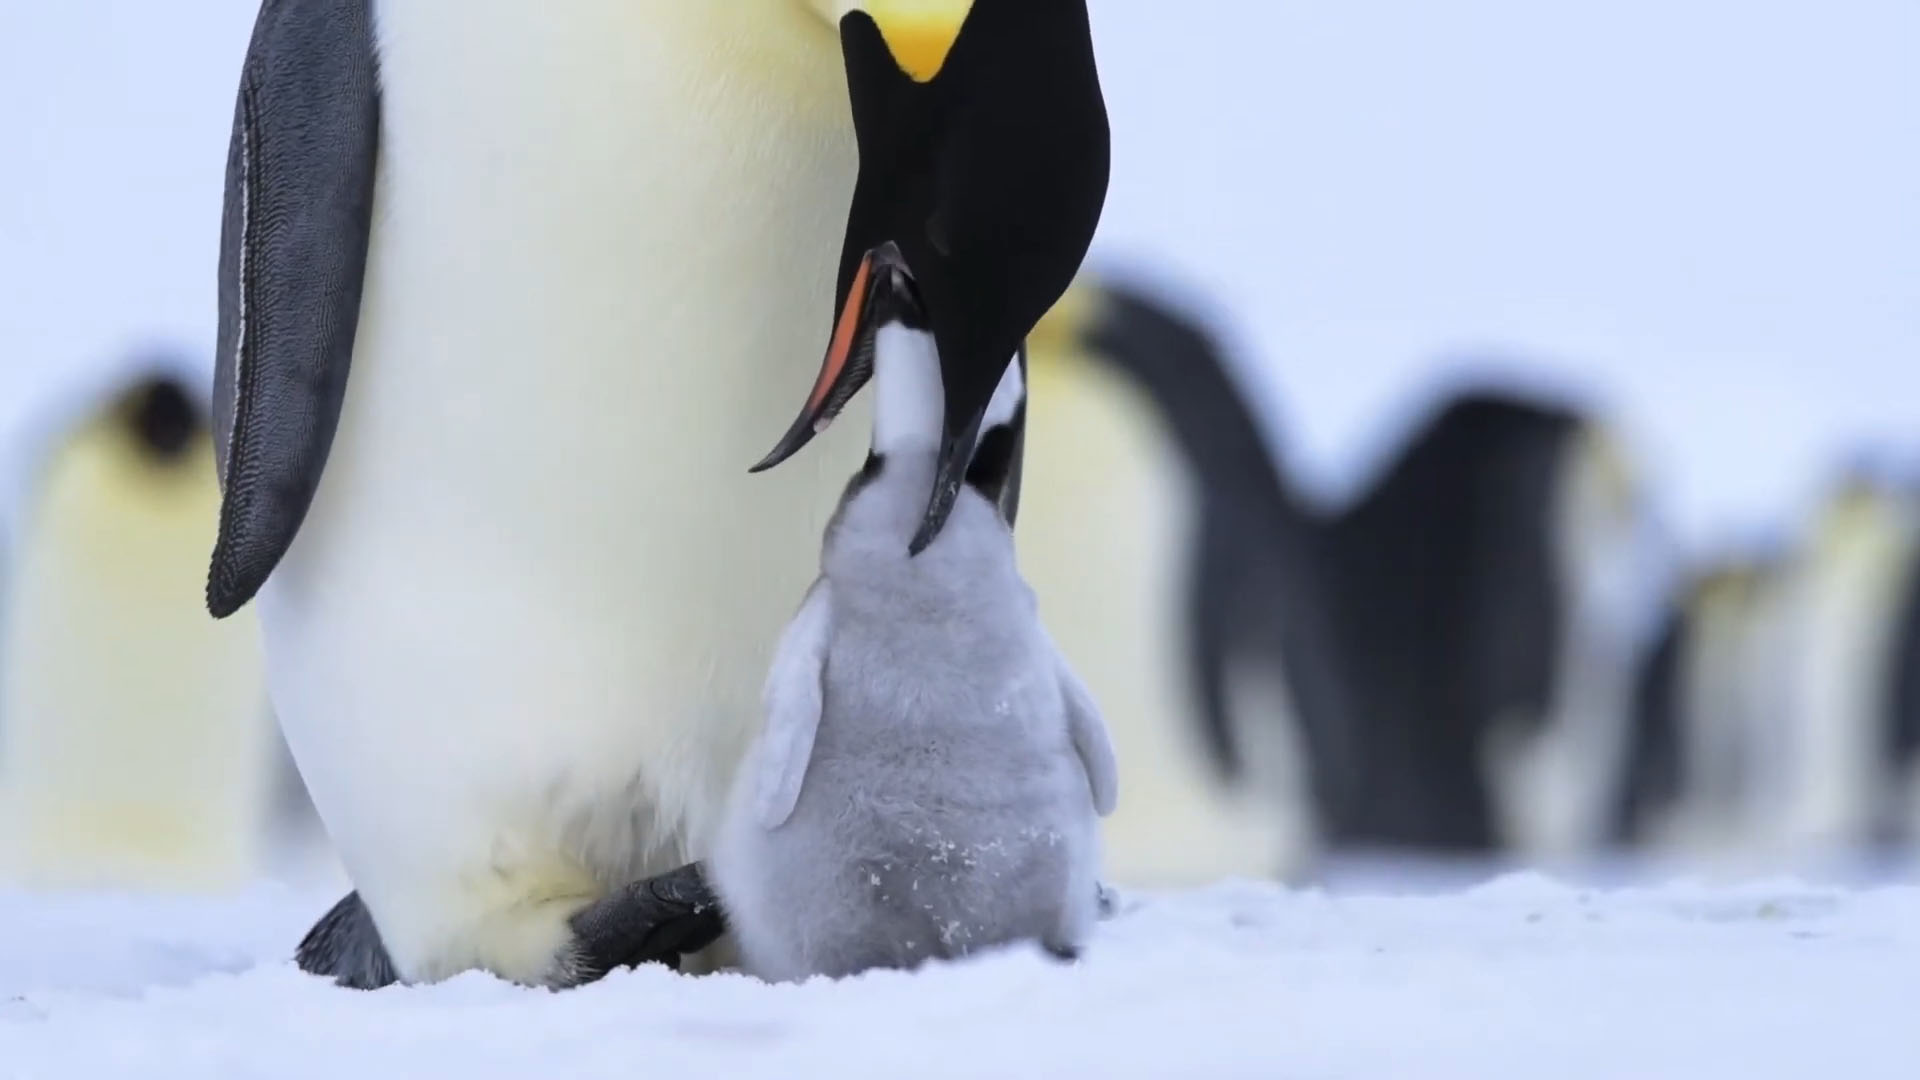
[{"xmin": 3, "ymin": 874, "xmax": 1917, "ymax": 1078}]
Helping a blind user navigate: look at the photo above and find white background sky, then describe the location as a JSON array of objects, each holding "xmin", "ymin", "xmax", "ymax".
[{"xmin": 3, "ymin": 0, "xmax": 1915, "ymax": 554}]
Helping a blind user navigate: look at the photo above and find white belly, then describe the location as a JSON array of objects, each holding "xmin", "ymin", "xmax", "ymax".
[
  {"xmin": 0, "ymin": 423, "xmax": 273, "ymax": 891},
  {"xmin": 1490, "ymin": 428, "xmax": 1670, "ymax": 859},
  {"xmin": 1771, "ymin": 522, "xmax": 1915, "ymax": 854},
  {"xmin": 1019, "ymin": 360, "xmax": 1309, "ymax": 885},
  {"xmin": 258, "ymin": 1, "xmax": 863, "ymax": 980}
]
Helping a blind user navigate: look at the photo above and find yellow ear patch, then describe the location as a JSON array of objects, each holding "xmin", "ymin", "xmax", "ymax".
[
  {"xmin": 1571, "ymin": 421, "xmax": 1637, "ymax": 520},
  {"xmin": 860, "ymin": 0, "xmax": 975, "ymax": 82},
  {"xmin": 1028, "ymin": 279, "xmax": 1103, "ymax": 363}
]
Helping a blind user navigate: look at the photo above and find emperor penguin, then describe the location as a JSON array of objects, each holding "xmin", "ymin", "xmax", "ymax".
[
  {"xmin": 0, "ymin": 351, "xmax": 289, "ymax": 890},
  {"xmin": 1022, "ymin": 291, "xmax": 1663, "ymax": 871},
  {"xmin": 1876, "ymin": 496, "xmax": 1920, "ymax": 850},
  {"xmin": 1766, "ymin": 468, "xmax": 1920, "ymax": 858},
  {"xmin": 1019, "ymin": 276, "xmax": 1340, "ymax": 885},
  {"xmin": 1611, "ymin": 467, "xmax": 1920, "ymax": 868},
  {"xmin": 1311, "ymin": 385, "xmax": 1663, "ymax": 858},
  {"xmin": 709, "ymin": 248, "xmax": 1116, "ymax": 981},
  {"xmin": 214, "ymin": 1, "xmax": 1109, "ymax": 988},
  {"xmin": 1609, "ymin": 549, "xmax": 1798, "ymax": 858}
]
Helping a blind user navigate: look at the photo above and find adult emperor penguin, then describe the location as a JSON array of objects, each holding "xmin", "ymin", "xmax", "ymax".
[
  {"xmin": 1019, "ymin": 276, "xmax": 1342, "ymax": 884},
  {"xmin": 1609, "ymin": 549, "xmax": 1798, "ymax": 857},
  {"xmin": 1876, "ymin": 497, "xmax": 1920, "ymax": 850},
  {"xmin": 1612, "ymin": 466, "xmax": 1920, "ymax": 868},
  {"xmin": 1021, "ymin": 296, "xmax": 1662, "ymax": 872},
  {"xmin": 0, "ymin": 350, "xmax": 286, "ymax": 890},
  {"xmin": 1766, "ymin": 469, "xmax": 1920, "ymax": 858},
  {"xmin": 1310, "ymin": 384, "xmax": 1663, "ymax": 858},
  {"xmin": 212, "ymin": 0, "xmax": 1109, "ymax": 988}
]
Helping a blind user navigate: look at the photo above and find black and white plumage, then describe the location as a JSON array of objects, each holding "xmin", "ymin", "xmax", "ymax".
[
  {"xmin": 1611, "ymin": 468, "xmax": 1920, "ymax": 862},
  {"xmin": 1608, "ymin": 555, "xmax": 1793, "ymax": 853},
  {"xmin": 1037, "ymin": 279, "xmax": 1660, "ymax": 864},
  {"xmin": 1878, "ymin": 543, "xmax": 1920, "ymax": 847},
  {"xmin": 1312, "ymin": 392, "xmax": 1589, "ymax": 852},
  {"xmin": 1075, "ymin": 286, "xmax": 1342, "ymax": 802},
  {"xmin": 210, "ymin": 0, "xmax": 1110, "ymax": 990},
  {"xmin": 1021, "ymin": 278, "xmax": 1342, "ymax": 882}
]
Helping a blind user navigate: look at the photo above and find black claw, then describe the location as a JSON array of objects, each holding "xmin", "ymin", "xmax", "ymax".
[
  {"xmin": 297, "ymin": 891, "xmax": 400, "ymax": 990},
  {"xmin": 568, "ymin": 861, "xmax": 728, "ymax": 982}
]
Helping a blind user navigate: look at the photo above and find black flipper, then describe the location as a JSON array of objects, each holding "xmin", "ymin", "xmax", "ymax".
[
  {"xmin": 1875, "ymin": 552, "xmax": 1920, "ymax": 846},
  {"xmin": 1610, "ymin": 601, "xmax": 1686, "ymax": 847},
  {"xmin": 1188, "ymin": 520, "xmax": 1246, "ymax": 781},
  {"xmin": 208, "ymin": 0, "xmax": 380, "ymax": 618},
  {"xmin": 1073, "ymin": 278, "xmax": 1356, "ymax": 846},
  {"xmin": 296, "ymin": 890, "xmax": 399, "ymax": 990}
]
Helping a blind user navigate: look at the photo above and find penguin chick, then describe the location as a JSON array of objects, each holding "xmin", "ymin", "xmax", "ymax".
[{"xmin": 709, "ymin": 246, "xmax": 1118, "ymax": 982}]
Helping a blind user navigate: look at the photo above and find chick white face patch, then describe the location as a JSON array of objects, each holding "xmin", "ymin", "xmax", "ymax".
[{"xmin": 869, "ymin": 325, "xmax": 944, "ymax": 457}]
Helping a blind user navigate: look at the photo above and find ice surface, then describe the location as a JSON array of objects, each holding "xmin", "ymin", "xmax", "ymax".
[{"xmin": 4, "ymin": 874, "xmax": 1916, "ymax": 1079}]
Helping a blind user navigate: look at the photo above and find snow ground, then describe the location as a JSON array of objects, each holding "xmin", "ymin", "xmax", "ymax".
[{"xmin": 3, "ymin": 873, "xmax": 1916, "ymax": 1079}]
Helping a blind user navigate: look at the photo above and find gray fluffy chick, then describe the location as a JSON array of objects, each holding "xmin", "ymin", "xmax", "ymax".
[{"xmin": 710, "ymin": 276, "xmax": 1119, "ymax": 984}]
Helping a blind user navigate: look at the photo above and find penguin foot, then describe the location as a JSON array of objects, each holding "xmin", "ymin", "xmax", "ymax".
[
  {"xmin": 564, "ymin": 861, "xmax": 727, "ymax": 985},
  {"xmin": 297, "ymin": 864, "xmax": 725, "ymax": 991},
  {"xmin": 1095, "ymin": 881, "xmax": 1122, "ymax": 919},
  {"xmin": 297, "ymin": 891, "xmax": 400, "ymax": 990},
  {"xmin": 1042, "ymin": 941, "xmax": 1082, "ymax": 963}
]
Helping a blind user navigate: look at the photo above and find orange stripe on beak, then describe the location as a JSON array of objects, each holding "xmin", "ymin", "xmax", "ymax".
[
  {"xmin": 748, "ymin": 249, "xmax": 885, "ymax": 474},
  {"xmin": 804, "ymin": 251, "xmax": 875, "ymax": 417}
]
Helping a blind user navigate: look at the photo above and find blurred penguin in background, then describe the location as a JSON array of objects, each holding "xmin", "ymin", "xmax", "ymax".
[
  {"xmin": 1875, "ymin": 497, "xmax": 1920, "ymax": 851},
  {"xmin": 1021, "ymin": 275, "xmax": 1339, "ymax": 884},
  {"xmin": 1610, "ymin": 548, "xmax": 1796, "ymax": 858},
  {"xmin": 1311, "ymin": 383, "xmax": 1666, "ymax": 861},
  {"xmin": 1022, "ymin": 281, "xmax": 1666, "ymax": 878},
  {"xmin": 1614, "ymin": 464, "xmax": 1920, "ymax": 868},
  {"xmin": 0, "ymin": 348, "xmax": 306, "ymax": 890},
  {"xmin": 1767, "ymin": 467, "xmax": 1920, "ymax": 858}
]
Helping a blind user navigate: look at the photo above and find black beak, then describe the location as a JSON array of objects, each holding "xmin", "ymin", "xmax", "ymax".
[
  {"xmin": 759, "ymin": 0, "xmax": 1109, "ymax": 558},
  {"xmin": 749, "ymin": 242, "xmax": 917, "ymax": 474},
  {"xmin": 908, "ymin": 344, "xmax": 1012, "ymax": 555},
  {"xmin": 747, "ymin": 236, "xmax": 1011, "ymax": 559}
]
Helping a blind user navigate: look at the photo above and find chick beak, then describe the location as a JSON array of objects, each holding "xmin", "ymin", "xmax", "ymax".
[{"xmin": 907, "ymin": 342, "xmax": 1012, "ymax": 557}]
